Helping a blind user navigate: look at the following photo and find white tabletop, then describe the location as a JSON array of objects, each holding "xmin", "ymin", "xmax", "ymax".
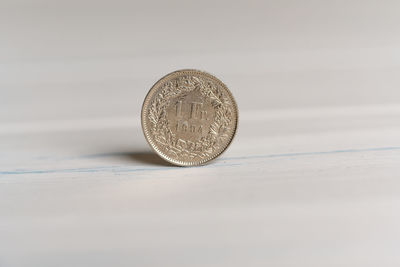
[{"xmin": 1, "ymin": 0, "xmax": 400, "ymax": 266}]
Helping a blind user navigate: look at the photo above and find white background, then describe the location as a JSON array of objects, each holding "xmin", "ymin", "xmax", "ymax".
[{"xmin": 1, "ymin": 0, "xmax": 400, "ymax": 266}]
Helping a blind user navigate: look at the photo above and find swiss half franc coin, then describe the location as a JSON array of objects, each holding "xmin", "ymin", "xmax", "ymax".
[{"xmin": 141, "ymin": 69, "xmax": 238, "ymax": 166}]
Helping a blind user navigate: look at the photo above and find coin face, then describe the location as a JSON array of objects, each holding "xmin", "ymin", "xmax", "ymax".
[{"xmin": 141, "ymin": 69, "xmax": 238, "ymax": 166}]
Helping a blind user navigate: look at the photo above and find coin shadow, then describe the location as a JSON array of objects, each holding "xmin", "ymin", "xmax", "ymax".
[{"xmin": 120, "ymin": 151, "xmax": 173, "ymax": 167}]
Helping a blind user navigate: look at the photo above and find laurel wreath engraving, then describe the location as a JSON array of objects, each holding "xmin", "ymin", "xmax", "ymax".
[{"xmin": 148, "ymin": 75, "xmax": 233, "ymax": 160}]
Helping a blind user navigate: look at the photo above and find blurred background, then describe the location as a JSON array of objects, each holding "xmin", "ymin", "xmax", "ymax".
[
  {"xmin": 1, "ymin": 1, "xmax": 400, "ymax": 267},
  {"xmin": 1, "ymin": 0, "xmax": 400, "ymax": 124}
]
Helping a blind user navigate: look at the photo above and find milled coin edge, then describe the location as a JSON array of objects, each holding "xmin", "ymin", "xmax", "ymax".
[{"xmin": 141, "ymin": 69, "xmax": 238, "ymax": 167}]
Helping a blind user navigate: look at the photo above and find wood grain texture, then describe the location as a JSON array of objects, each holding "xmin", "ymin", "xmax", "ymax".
[{"xmin": 1, "ymin": 0, "xmax": 400, "ymax": 266}]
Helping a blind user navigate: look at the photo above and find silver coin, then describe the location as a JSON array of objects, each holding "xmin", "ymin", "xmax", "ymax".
[{"xmin": 141, "ymin": 69, "xmax": 238, "ymax": 166}]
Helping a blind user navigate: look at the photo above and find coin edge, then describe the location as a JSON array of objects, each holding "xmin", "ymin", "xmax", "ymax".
[{"xmin": 141, "ymin": 69, "xmax": 239, "ymax": 167}]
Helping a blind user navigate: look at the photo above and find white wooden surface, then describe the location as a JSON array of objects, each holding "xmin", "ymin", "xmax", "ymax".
[{"xmin": 1, "ymin": 1, "xmax": 400, "ymax": 266}]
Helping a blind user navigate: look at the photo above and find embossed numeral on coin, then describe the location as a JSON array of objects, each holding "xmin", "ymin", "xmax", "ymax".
[
  {"xmin": 141, "ymin": 69, "xmax": 238, "ymax": 166},
  {"xmin": 175, "ymin": 100, "xmax": 182, "ymax": 117}
]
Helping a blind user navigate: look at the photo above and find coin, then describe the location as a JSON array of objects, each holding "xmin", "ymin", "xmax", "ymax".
[{"xmin": 141, "ymin": 69, "xmax": 238, "ymax": 166}]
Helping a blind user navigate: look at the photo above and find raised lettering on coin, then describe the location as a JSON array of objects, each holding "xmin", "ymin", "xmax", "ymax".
[{"xmin": 141, "ymin": 69, "xmax": 238, "ymax": 166}]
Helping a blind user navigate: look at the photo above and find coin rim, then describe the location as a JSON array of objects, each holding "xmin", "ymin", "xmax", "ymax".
[{"xmin": 141, "ymin": 69, "xmax": 238, "ymax": 166}]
